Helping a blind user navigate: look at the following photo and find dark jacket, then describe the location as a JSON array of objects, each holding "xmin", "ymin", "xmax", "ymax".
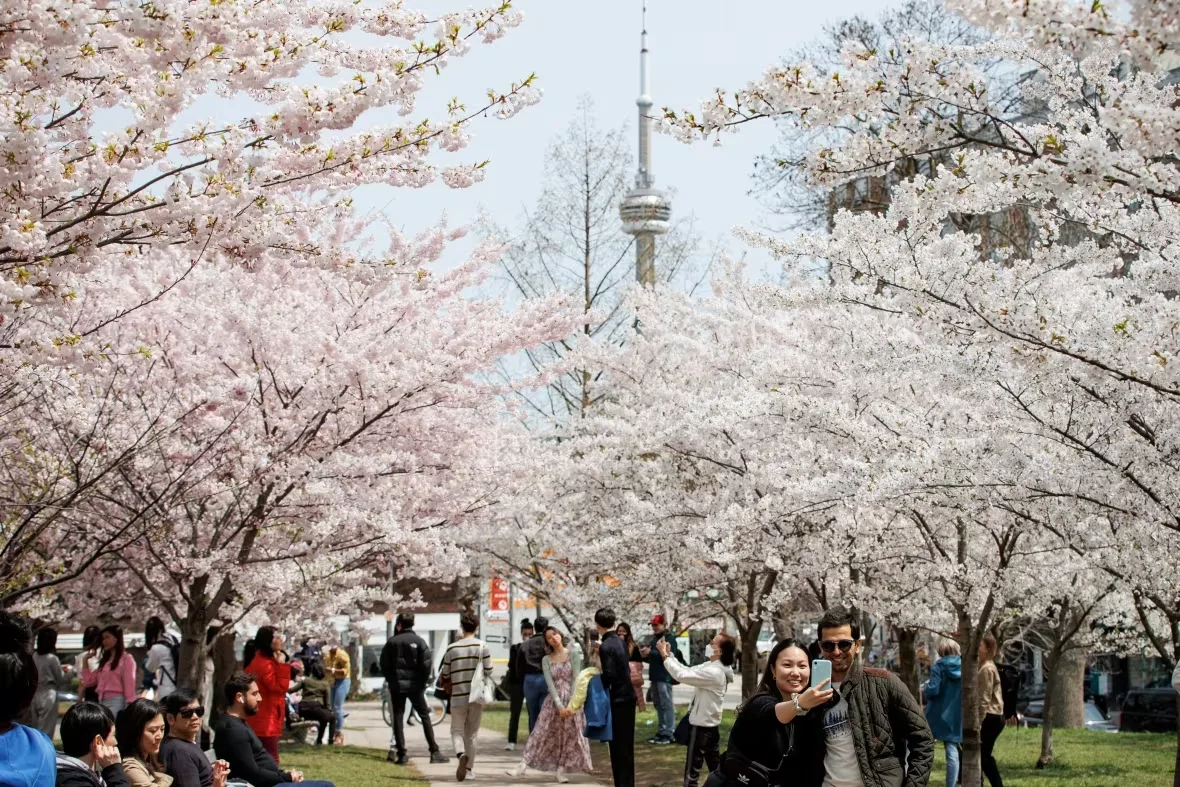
[
  {"xmin": 645, "ymin": 631, "xmax": 682, "ymax": 684},
  {"xmin": 212, "ymin": 715, "xmax": 291, "ymax": 787},
  {"xmin": 55, "ymin": 756, "xmax": 131, "ymax": 787},
  {"xmin": 825, "ymin": 659, "xmax": 934, "ymax": 787},
  {"xmin": 158, "ymin": 737, "xmax": 212, "ymax": 787},
  {"xmin": 516, "ymin": 633, "xmax": 547, "ymax": 680},
  {"xmin": 727, "ymin": 695, "xmax": 824, "ymax": 787},
  {"xmin": 380, "ymin": 628, "xmax": 433, "ymax": 694},
  {"xmin": 506, "ymin": 643, "xmax": 524, "ymax": 687},
  {"xmin": 598, "ymin": 631, "xmax": 633, "ymax": 706}
]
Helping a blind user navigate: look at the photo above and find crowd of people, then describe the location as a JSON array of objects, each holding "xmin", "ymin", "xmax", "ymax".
[{"xmin": 0, "ymin": 611, "xmax": 339, "ymax": 787}]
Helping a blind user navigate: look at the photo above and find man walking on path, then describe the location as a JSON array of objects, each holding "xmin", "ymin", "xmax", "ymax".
[
  {"xmin": 440, "ymin": 613, "xmax": 492, "ymax": 782},
  {"xmin": 381, "ymin": 613, "xmax": 448, "ymax": 766},
  {"xmin": 517, "ymin": 616, "xmax": 550, "ymax": 732},
  {"xmin": 812, "ymin": 608, "xmax": 933, "ymax": 787},
  {"xmin": 597, "ymin": 608, "xmax": 635, "ymax": 787},
  {"xmin": 504, "ymin": 619, "xmax": 533, "ymax": 751},
  {"xmin": 641, "ymin": 614, "xmax": 682, "ymax": 745}
]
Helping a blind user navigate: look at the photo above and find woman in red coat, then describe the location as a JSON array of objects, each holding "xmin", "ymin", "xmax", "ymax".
[{"xmin": 243, "ymin": 626, "xmax": 291, "ymax": 763}]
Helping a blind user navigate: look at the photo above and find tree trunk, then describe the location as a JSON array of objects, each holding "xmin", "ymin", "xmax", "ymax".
[
  {"xmin": 177, "ymin": 609, "xmax": 211, "ymax": 697},
  {"xmin": 1049, "ymin": 647, "xmax": 1086, "ymax": 728},
  {"xmin": 740, "ymin": 624, "xmax": 762, "ymax": 700},
  {"xmin": 1037, "ymin": 645, "xmax": 1061, "ymax": 769},
  {"xmin": 1173, "ymin": 692, "xmax": 1179, "ymax": 787},
  {"xmin": 958, "ymin": 615, "xmax": 983, "ymax": 787},
  {"xmin": 897, "ymin": 627, "xmax": 921, "ymax": 702}
]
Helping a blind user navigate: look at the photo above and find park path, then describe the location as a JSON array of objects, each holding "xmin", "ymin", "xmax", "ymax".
[{"xmin": 343, "ymin": 702, "xmax": 602, "ymax": 787}]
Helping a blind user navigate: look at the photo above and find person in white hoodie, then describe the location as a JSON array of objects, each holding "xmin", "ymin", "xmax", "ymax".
[{"xmin": 655, "ymin": 633, "xmax": 736, "ymax": 787}]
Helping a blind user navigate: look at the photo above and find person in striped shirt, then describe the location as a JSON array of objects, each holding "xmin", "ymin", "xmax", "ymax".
[{"xmin": 440, "ymin": 614, "xmax": 492, "ymax": 782}]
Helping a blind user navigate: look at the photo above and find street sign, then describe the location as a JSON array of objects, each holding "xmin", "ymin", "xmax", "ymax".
[
  {"xmin": 488, "ymin": 577, "xmax": 510, "ymax": 622},
  {"xmin": 484, "ymin": 634, "xmax": 507, "ymax": 644}
]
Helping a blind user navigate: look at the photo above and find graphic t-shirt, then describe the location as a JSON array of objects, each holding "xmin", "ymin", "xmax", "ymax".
[{"xmin": 822, "ymin": 684, "xmax": 864, "ymax": 787}]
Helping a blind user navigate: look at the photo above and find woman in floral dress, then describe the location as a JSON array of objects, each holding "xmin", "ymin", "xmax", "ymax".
[{"xmin": 508, "ymin": 627, "xmax": 593, "ymax": 783}]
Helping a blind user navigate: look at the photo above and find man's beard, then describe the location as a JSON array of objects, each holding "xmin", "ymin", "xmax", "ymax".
[{"xmin": 245, "ymin": 703, "xmax": 260, "ymax": 716}]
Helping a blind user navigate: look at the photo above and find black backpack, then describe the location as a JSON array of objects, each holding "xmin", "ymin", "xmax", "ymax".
[{"xmin": 996, "ymin": 662, "xmax": 1021, "ymax": 720}]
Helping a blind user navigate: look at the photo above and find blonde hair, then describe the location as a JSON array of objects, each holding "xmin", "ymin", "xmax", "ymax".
[{"xmin": 937, "ymin": 639, "xmax": 960, "ymax": 657}]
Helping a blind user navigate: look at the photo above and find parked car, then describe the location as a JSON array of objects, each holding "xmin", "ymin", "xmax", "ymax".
[
  {"xmin": 1020, "ymin": 700, "xmax": 1117, "ymax": 732},
  {"xmin": 1117, "ymin": 689, "xmax": 1178, "ymax": 733}
]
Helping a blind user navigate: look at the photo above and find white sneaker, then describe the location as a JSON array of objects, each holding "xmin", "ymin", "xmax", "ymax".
[
  {"xmin": 505, "ymin": 762, "xmax": 527, "ymax": 778},
  {"xmin": 503, "ymin": 743, "xmax": 516, "ymax": 751},
  {"xmin": 556, "ymin": 767, "xmax": 569, "ymax": 784},
  {"xmin": 457, "ymin": 753, "xmax": 469, "ymax": 782}
]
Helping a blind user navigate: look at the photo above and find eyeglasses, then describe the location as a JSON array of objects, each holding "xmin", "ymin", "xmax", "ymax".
[
  {"xmin": 179, "ymin": 707, "xmax": 205, "ymax": 719},
  {"xmin": 820, "ymin": 639, "xmax": 856, "ymax": 654}
]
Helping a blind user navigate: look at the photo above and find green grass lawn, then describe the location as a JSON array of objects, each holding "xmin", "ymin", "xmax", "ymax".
[
  {"xmin": 281, "ymin": 743, "xmax": 426, "ymax": 787},
  {"xmin": 480, "ymin": 705, "xmax": 1176, "ymax": 787}
]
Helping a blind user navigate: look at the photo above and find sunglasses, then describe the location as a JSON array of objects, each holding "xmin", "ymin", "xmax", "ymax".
[
  {"xmin": 820, "ymin": 639, "xmax": 856, "ymax": 654},
  {"xmin": 179, "ymin": 707, "xmax": 205, "ymax": 719}
]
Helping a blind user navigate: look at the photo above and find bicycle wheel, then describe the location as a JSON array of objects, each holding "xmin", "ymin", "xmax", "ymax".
[
  {"xmin": 427, "ymin": 695, "xmax": 446, "ymax": 726},
  {"xmin": 381, "ymin": 687, "xmax": 392, "ymax": 727}
]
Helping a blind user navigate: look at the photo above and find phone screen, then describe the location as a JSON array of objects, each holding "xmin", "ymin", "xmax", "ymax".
[{"xmin": 811, "ymin": 658, "xmax": 833, "ymax": 689}]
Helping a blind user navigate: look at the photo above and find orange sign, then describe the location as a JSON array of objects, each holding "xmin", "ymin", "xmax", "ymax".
[{"xmin": 488, "ymin": 577, "xmax": 510, "ymax": 621}]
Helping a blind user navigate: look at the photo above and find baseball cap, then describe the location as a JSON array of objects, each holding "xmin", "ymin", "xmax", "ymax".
[{"xmin": 650, "ymin": 614, "xmax": 665, "ymax": 626}]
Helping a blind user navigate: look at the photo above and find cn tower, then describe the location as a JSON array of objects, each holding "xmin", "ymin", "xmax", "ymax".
[{"xmin": 618, "ymin": 1, "xmax": 672, "ymax": 287}]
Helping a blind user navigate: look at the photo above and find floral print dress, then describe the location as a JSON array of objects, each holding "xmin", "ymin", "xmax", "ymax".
[{"xmin": 522, "ymin": 659, "xmax": 593, "ymax": 773}]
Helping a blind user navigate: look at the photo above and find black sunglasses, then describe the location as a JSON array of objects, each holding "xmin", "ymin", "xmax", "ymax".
[
  {"xmin": 820, "ymin": 639, "xmax": 856, "ymax": 654},
  {"xmin": 179, "ymin": 706, "xmax": 205, "ymax": 719}
]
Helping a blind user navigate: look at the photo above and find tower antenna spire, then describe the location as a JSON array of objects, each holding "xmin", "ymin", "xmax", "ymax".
[{"xmin": 619, "ymin": 0, "xmax": 671, "ymax": 287}]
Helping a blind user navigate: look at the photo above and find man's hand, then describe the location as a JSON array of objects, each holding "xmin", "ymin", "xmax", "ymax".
[
  {"xmin": 289, "ymin": 770, "xmax": 305, "ymax": 783},
  {"xmin": 92, "ymin": 739, "xmax": 121, "ymax": 769},
  {"xmin": 656, "ymin": 640, "xmax": 671, "ymax": 659},
  {"xmin": 212, "ymin": 761, "xmax": 230, "ymax": 787},
  {"xmin": 639, "ymin": 646, "xmax": 651, "ymax": 658}
]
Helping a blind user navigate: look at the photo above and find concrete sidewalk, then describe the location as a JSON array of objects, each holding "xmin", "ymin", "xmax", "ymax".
[{"xmin": 342, "ymin": 702, "xmax": 604, "ymax": 787}]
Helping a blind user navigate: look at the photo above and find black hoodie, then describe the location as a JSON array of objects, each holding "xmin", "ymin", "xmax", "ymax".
[{"xmin": 55, "ymin": 755, "xmax": 130, "ymax": 787}]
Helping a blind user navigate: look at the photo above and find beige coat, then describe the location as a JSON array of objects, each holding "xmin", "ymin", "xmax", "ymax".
[
  {"xmin": 121, "ymin": 757, "xmax": 174, "ymax": 787},
  {"xmin": 978, "ymin": 661, "xmax": 1004, "ymax": 716}
]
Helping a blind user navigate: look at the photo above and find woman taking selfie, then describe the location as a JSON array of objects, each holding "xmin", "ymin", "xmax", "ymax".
[
  {"xmin": 117, "ymin": 698, "xmax": 173, "ymax": 787},
  {"xmin": 86, "ymin": 626, "xmax": 137, "ymax": 715},
  {"xmin": 243, "ymin": 626, "xmax": 291, "ymax": 763},
  {"xmin": 722, "ymin": 638, "xmax": 833, "ymax": 786}
]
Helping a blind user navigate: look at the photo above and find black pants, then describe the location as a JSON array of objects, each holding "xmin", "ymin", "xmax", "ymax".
[
  {"xmin": 683, "ymin": 725, "xmax": 720, "ymax": 787},
  {"xmin": 298, "ymin": 702, "xmax": 336, "ymax": 745},
  {"xmin": 981, "ymin": 713, "xmax": 1004, "ymax": 787},
  {"xmin": 507, "ymin": 683, "xmax": 524, "ymax": 744},
  {"xmin": 390, "ymin": 690, "xmax": 440, "ymax": 756},
  {"xmin": 609, "ymin": 701, "xmax": 636, "ymax": 787}
]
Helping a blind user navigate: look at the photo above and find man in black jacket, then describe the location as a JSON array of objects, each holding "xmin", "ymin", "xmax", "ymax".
[
  {"xmin": 503, "ymin": 618, "xmax": 533, "ymax": 750},
  {"xmin": 56, "ymin": 702, "xmax": 130, "ymax": 787},
  {"xmin": 213, "ymin": 672, "xmax": 336, "ymax": 787},
  {"xmin": 380, "ymin": 613, "xmax": 447, "ymax": 765},
  {"xmin": 514, "ymin": 615, "xmax": 550, "ymax": 732},
  {"xmin": 596, "ymin": 607, "xmax": 634, "ymax": 787}
]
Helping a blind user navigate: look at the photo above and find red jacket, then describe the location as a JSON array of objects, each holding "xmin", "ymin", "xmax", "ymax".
[{"xmin": 244, "ymin": 653, "xmax": 291, "ymax": 739}]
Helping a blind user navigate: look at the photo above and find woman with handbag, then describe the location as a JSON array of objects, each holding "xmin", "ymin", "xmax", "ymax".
[
  {"xmin": 440, "ymin": 613, "xmax": 493, "ymax": 782},
  {"xmin": 616, "ymin": 623, "xmax": 647, "ymax": 713},
  {"xmin": 714, "ymin": 639, "xmax": 832, "ymax": 787}
]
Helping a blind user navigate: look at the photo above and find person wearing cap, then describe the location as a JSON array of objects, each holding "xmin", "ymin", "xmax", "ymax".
[
  {"xmin": 639, "ymin": 614, "xmax": 682, "ymax": 745},
  {"xmin": 516, "ymin": 616, "xmax": 551, "ymax": 732},
  {"xmin": 504, "ymin": 619, "xmax": 534, "ymax": 751}
]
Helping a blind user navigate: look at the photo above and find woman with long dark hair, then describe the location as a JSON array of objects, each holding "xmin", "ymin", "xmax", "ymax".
[
  {"xmin": 243, "ymin": 626, "xmax": 291, "ymax": 763},
  {"xmin": 0, "ymin": 611, "xmax": 55, "ymax": 787},
  {"xmin": 615, "ymin": 622, "xmax": 646, "ymax": 712},
  {"xmin": 76, "ymin": 626, "xmax": 103, "ymax": 702},
  {"xmin": 30, "ymin": 628, "xmax": 65, "ymax": 739},
  {"xmin": 978, "ymin": 635, "xmax": 1005, "ymax": 787},
  {"xmin": 509, "ymin": 627, "xmax": 591, "ymax": 783},
  {"xmin": 91, "ymin": 625, "xmax": 138, "ymax": 714},
  {"xmin": 117, "ymin": 698, "xmax": 173, "ymax": 787},
  {"xmin": 723, "ymin": 638, "xmax": 832, "ymax": 786}
]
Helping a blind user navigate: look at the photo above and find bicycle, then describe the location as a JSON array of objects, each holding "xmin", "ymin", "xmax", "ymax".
[{"xmin": 381, "ymin": 680, "xmax": 446, "ymax": 727}]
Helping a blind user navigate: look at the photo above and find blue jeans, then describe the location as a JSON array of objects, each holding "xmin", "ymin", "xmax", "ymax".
[
  {"xmin": 332, "ymin": 678, "xmax": 350, "ymax": 734},
  {"xmin": 944, "ymin": 741, "xmax": 961, "ymax": 787},
  {"xmin": 523, "ymin": 673, "xmax": 548, "ymax": 732},
  {"xmin": 651, "ymin": 681, "xmax": 675, "ymax": 740}
]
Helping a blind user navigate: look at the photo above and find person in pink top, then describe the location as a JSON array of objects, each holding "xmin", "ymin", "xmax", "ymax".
[{"xmin": 84, "ymin": 625, "xmax": 138, "ymax": 714}]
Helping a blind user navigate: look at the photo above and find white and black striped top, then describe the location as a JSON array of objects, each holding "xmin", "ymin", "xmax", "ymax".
[{"xmin": 440, "ymin": 637, "xmax": 493, "ymax": 706}]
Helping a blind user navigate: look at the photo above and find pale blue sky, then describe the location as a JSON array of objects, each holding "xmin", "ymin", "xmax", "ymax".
[{"xmin": 348, "ymin": 0, "xmax": 899, "ymax": 275}]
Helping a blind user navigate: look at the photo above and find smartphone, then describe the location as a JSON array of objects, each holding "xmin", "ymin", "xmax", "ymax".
[{"xmin": 811, "ymin": 658, "xmax": 833, "ymax": 689}]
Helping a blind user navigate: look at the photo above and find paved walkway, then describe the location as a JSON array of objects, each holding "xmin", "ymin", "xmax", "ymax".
[{"xmin": 342, "ymin": 702, "xmax": 604, "ymax": 787}]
